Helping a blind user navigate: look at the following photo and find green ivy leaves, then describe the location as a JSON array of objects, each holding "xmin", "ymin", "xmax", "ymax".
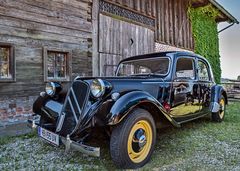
[{"xmin": 188, "ymin": 5, "xmax": 221, "ymax": 83}]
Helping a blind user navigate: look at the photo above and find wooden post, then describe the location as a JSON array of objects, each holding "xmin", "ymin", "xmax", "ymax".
[{"xmin": 92, "ymin": 0, "xmax": 100, "ymax": 76}]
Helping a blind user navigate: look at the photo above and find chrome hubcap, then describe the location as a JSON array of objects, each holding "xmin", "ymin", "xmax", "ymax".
[{"xmin": 133, "ymin": 129, "xmax": 147, "ymax": 152}]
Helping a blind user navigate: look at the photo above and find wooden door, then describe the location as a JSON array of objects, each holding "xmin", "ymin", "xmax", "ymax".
[{"xmin": 99, "ymin": 14, "xmax": 154, "ymax": 76}]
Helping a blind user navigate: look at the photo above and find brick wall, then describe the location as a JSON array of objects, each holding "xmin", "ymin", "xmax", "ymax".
[{"xmin": 0, "ymin": 96, "xmax": 37, "ymax": 125}]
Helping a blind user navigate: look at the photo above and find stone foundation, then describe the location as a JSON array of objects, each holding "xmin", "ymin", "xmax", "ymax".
[{"xmin": 0, "ymin": 96, "xmax": 38, "ymax": 125}]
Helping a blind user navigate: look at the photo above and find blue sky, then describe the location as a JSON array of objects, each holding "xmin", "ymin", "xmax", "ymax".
[{"xmin": 217, "ymin": 0, "xmax": 240, "ymax": 79}]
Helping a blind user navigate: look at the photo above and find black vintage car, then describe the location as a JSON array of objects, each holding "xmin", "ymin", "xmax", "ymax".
[{"xmin": 29, "ymin": 51, "xmax": 227, "ymax": 169}]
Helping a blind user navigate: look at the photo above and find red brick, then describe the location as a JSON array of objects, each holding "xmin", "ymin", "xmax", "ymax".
[
  {"xmin": 0, "ymin": 108, "xmax": 7, "ymax": 114},
  {"xmin": 24, "ymin": 106, "xmax": 32, "ymax": 112},
  {"xmin": 9, "ymin": 103, "xmax": 17, "ymax": 109},
  {"xmin": 16, "ymin": 107, "xmax": 23, "ymax": 114}
]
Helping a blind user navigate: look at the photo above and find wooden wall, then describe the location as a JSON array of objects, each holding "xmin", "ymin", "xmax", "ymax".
[
  {"xmin": 106, "ymin": 0, "xmax": 156, "ymax": 18},
  {"xmin": 99, "ymin": 14, "xmax": 154, "ymax": 76},
  {"xmin": 155, "ymin": 0, "xmax": 194, "ymax": 50},
  {"xmin": 0, "ymin": 0, "xmax": 195, "ymax": 97},
  {"xmin": 0, "ymin": 0, "xmax": 93, "ymax": 98},
  {"xmin": 104, "ymin": 0, "xmax": 194, "ymax": 50}
]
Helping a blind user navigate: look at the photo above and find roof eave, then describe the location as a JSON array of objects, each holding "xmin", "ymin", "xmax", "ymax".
[{"xmin": 209, "ymin": 0, "xmax": 239, "ymax": 24}]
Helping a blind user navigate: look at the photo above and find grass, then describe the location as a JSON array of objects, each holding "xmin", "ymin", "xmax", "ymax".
[{"xmin": 0, "ymin": 102, "xmax": 240, "ymax": 170}]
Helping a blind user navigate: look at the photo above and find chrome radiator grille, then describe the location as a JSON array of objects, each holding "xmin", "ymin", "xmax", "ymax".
[{"xmin": 57, "ymin": 80, "xmax": 90, "ymax": 136}]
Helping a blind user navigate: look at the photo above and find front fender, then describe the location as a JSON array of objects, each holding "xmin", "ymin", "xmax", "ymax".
[
  {"xmin": 106, "ymin": 91, "xmax": 179, "ymax": 127},
  {"xmin": 33, "ymin": 96, "xmax": 49, "ymax": 114},
  {"xmin": 33, "ymin": 95, "xmax": 62, "ymax": 120},
  {"xmin": 210, "ymin": 85, "xmax": 228, "ymax": 112}
]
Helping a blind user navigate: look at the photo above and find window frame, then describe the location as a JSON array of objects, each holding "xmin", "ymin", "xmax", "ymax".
[
  {"xmin": 116, "ymin": 57, "xmax": 171, "ymax": 77},
  {"xmin": 0, "ymin": 43, "xmax": 15, "ymax": 82},
  {"xmin": 174, "ymin": 56, "xmax": 197, "ymax": 80},
  {"xmin": 197, "ymin": 59, "xmax": 211, "ymax": 82},
  {"xmin": 43, "ymin": 47, "xmax": 72, "ymax": 82}
]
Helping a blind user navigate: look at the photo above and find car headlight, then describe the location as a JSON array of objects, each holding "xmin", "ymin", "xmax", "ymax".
[
  {"xmin": 90, "ymin": 79, "xmax": 105, "ymax": 98},
  {"xmin": 45, "ymin": 82, "xmax": 62, "ymax": 96}
]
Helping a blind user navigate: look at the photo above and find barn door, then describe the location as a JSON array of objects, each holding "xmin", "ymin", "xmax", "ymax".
[{"xmin": 99, "ymin": 14, "xmax": 154, "ymax": 76}]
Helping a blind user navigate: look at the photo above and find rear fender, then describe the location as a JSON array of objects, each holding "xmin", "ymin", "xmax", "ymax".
[
  {"xmin": 210, "ymin": 85, "xmax": 228, "ymax": 113},
  {"xmin": 107, "ymin": 91, "xmax": 179, "ymax": 127}
]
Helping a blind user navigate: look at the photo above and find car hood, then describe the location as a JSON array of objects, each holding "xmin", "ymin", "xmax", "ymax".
[{"xmin": 78, "ymin": 76, "xmax": 166, "ymax": 99}]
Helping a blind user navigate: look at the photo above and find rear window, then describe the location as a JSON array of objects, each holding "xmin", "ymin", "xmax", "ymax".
[{"xmin": 176, "ymin": 57, "xmax": 195, "ymax": 79}]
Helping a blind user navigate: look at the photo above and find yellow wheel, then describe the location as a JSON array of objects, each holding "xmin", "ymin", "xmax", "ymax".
[
  {"xmin": 212, "ymin": 95, "xmax": 226, "ymax": 122},
  {"xmin": 219, "ymin": 98, "xmax": 225, "ymax": 119},
  {"xmin": 127, "ymin": 120, "xmax": 152, "ymax": 163},
  {"xmin": 110, "ymin": 108, "xmax": 156, "ymax": 169}
]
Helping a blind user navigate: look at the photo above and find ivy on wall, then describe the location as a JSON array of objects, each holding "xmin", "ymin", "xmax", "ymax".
[{"xmin": 188, "ymin": 5, "xmax": 221, "ymax": 83}]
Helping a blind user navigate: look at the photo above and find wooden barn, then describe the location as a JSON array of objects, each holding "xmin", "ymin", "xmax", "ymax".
[{"xmin": 0, "ymin": 0, "xmax": 238, "ymax": 124}]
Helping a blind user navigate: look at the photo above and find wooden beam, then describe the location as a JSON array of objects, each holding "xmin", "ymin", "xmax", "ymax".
[
  {"xmin": 92, "ymin": 0, "xmax": 100, "ymax": 76},
  {"xmin": 191, "ymin": 0, "xmax": 209, "ymax": 8}
]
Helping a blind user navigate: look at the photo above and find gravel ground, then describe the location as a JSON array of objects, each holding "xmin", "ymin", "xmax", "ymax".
[
  {"xmin": 0, "ymin": 102, "xmax": 240, "ymax": 170},
  {"xmin": 0, "ymin": 135, "xmax": 105, "ymax": 170}
]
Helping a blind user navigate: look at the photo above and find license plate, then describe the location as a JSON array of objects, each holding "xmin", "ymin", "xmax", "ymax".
[{"xmin": 38, "ymin": 127, "xmax": 59, "ymax": 146}]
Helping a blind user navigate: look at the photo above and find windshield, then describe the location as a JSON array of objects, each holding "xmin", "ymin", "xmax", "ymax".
[{"xmin": 116, "ymin": 57, "xmax": 170, "ymax": 76}]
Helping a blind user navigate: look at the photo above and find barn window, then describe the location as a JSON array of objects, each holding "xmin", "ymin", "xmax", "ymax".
[
  {"xmin": 43, "ymin": 48, "xmax": 72, "ymax": 82},
  {"xmin": 0, "ymin": 44, "xmax": 15, "ymax": 82}
]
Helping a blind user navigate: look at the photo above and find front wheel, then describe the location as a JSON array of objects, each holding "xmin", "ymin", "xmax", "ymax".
[
  {"xmin": 110, "ymin": 108, "xmax": 156, "ymax": 169},
  {"xmin": 212, "ymin": 95, "xmax": 226, "ymax": 122}
]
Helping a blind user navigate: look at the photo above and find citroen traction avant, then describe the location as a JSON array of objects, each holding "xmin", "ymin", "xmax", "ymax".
[{"xmin": 28, "ymin": 51, "xmax": 227, "ymax": 169}]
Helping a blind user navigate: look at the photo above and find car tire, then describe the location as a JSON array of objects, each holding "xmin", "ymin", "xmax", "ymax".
[
  {"xmin": 212, "ymin": 95, "xmax": 226, "ymax": 122},
  {"xmin": 110, "ymin": 108, "xmax": 156, "ymax": 169}
]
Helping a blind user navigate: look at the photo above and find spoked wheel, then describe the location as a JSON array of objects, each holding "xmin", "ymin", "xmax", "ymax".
[
  {"xmin": 110, "ymin": 108, "xmax": 156, "ymax": 169},
  {"xmin": 212, "ymin": 95, "xmax": 226, "ymax": 122}
]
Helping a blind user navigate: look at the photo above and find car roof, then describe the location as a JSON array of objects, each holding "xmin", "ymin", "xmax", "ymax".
[{"xmin": 120, "ymin": 51, "xmax": 198, "ymax": 63}]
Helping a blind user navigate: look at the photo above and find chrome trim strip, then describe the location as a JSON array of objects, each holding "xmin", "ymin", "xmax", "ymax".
[
  {"xmin": 72, "ymin": 81, "xmax": 91, "ymax": 133},
  {"xmin": 70, "ymin": 88, "xmax": 82, "ymax": 114},
  {"xmin": 56, "ymin": 112, "xmax": 66, "ymax": 132},
  {"xmin": 68, "ymin": 97, "xmax": 78, "ymax": 123}
]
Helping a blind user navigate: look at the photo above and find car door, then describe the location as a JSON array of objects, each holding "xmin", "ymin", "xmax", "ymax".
[
  {"xmin": 197, "ymin": 58, "xmax": 213, "ymax": 114},
  {"xmin": 170, "ymin": 56, "xmax": 200, "ymax": 122}
]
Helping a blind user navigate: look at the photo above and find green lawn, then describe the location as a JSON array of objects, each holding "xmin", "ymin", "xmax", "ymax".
[{"xmin": 0, "ymin": 102, "xmax": 240, "ymax": 170}]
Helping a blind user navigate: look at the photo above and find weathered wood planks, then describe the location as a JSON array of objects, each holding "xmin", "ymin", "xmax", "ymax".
[
  {"xmin": 155, "ymin": 0, "xmax": 194, "ymax": 50},
  {"xmin": 0, "ymin": 0, "xmax": 93, "ymax": 98},
  {"xmin": 99, "ymin": 14, "xmax": 154, "ymax": 76}
]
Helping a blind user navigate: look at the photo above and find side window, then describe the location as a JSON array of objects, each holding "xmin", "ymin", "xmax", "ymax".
[
  {"xmin": 176, "ymin": 57, "xmax": 195, "ymax": 79},
  {"xmin": 43, "ymin": 48, "xmax": 72, "ymax": 82},
  {"xmin": 198, "ymin": 60, "xmax": 210, "ymax": 81},
  {"xmin": 0, "ymin": 44, "xmax": 15, "ymax": 82}
]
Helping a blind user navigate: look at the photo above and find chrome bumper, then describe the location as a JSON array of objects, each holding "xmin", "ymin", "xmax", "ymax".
[
  {"xmin": 61, "ymin": 135, "xmax": 100, "ymax": 157},
  {"xmin": 27, "ymin": 119, "xmax": 100, "ymax": 157}
]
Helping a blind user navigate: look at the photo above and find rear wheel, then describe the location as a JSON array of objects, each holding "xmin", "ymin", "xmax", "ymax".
[
  {"xmin": 110, "ymin": 108, "xmax": 156, "ymax": 169},
  {"xmin": 212, "ymin": 95, "xmax": 226, "ymax": 122}
]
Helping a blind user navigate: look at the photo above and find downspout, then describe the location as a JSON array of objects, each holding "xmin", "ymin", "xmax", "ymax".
[{"xmin": 218, "ymin": 23, "xmax": 235, "ymax": 33}]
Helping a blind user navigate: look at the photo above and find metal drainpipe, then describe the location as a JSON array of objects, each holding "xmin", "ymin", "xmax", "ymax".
[{"xmin": 218, "ymin": 23, "xmax": 235, "ymax": 33}]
